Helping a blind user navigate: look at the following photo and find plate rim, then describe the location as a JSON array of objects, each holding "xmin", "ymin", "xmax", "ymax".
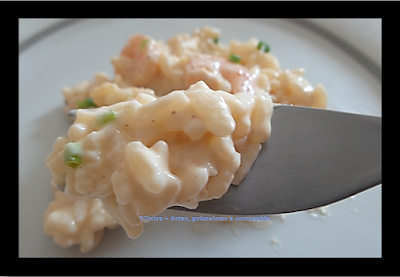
[{"xmin": 19, "ymin": 18, "xmax": 381, "ymax": 82}]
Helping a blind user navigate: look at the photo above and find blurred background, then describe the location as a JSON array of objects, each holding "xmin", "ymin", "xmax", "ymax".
[{"xmin": 19, "ymin": 19, "xmax": 381, "ymax": 68}]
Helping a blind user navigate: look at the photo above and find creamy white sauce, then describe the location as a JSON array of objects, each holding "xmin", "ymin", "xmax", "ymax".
[
  {"xmin": 46, "ymin": 26, "xmax": 328, "ymax": 252},
  {"xmin": 46, "ymin": 81, "xmax": 273, "ymax": 239},
  {"xmin": 43, "ymin": 190, "xmax": 118, "ymax": 252}
]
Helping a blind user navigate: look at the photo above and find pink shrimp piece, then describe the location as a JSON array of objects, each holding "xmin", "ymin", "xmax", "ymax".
[
  {"xmin": 184, "ymin": 54, "xmax": 258, "ymax": 95},
  {"xmin": 220, "ymin": 62, "xmax": 258, "ymax": 95},
  {"xmin": 115, "ymin": 35, "xmax": 161, "ymax": 87}
]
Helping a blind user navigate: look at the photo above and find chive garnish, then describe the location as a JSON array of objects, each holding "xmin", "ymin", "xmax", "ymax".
[
  {"xmin": 257, "ymin": 41, "xmax": 270, "ymax": 53},
  {"xmin": 140, "ymin": 39, "xmax": 149, "ymax": 49},
  {"xmin": 96, "ymin": 110, "xmax": 116, "ymax": 127},
  {"xmin": 77, "ymin": 97, "xmax": 97, "ymax": 109},
  {"xmin": 229, "ymin": 54, "xmax": 241, "ymax": 64},
  {"xmin": 63, "ymin": 142, "xmax": 82, "ymax": 168}
]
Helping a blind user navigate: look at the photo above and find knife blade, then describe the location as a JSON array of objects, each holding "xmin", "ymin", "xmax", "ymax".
[{"xmin": 170, "ymin": 105, "xmax": 381, "ymax": 215}]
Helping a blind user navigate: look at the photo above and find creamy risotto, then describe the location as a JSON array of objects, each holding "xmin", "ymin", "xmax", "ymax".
[
  {"xmin": 47, "ymin": 81, "xmax": 273, "ymax": 239},
  {"xmin": 45, "ymin": 26, "xmax": 327, "ymax": 252},
  {"xmin": 63, "ymin": 27, "xmax": 326, "ymax": 111},
  {"xmin": 44, "ymin": 190, "xmax": 118, "ymax": 252}
]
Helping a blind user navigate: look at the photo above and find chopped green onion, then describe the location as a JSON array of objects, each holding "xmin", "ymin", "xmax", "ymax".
[
  {"xmin": 77, "ymin": 97, "xmax": 97, "ymax": 109},
  {"xmin": 96, "ymin": 110, "xmax": 116, "ymax": 127},
  {"xmin": 213, "ymin": 37, "xmax": 219, "ymax": 44},
  {"xmin": 140, "ymin": 39, "xmax": 149, "ymax": 49},
  {"xmin": 63, "ymin": 142, "xmax": 82, "ymax": 168},
  {"xmin": 229, "ymin": 54, "xmax": 241, "ymax": 64},
  {"xmin": 257, "ymin": 41, "xmax": 270, "ymax": 53}
]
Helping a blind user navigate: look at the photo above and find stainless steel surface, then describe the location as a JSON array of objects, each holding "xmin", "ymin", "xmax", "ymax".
[{"xmin": 171, "ymin": 105, "xmax": 381, "ymax": 215}]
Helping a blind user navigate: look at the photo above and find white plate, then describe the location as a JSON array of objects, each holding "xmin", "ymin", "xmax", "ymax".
[{"xmin": 19, "ymin": 19, "xmax": 381, "ymax": 257}]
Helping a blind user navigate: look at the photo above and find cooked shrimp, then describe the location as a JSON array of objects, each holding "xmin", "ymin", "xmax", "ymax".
[
  {"xmin": 112, "ymin": 35, "xmax": 161, "ymax": 87},
  {"xmin": 184, "ymin": 54, "xmax": 259, "ymax": 95},
  {"xmin": 220, "ymin": 61, "xmax": 259, "ymax": 95}
]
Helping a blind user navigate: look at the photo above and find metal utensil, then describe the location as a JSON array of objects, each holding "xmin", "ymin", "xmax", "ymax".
[
  {"xmin": 69, "ymin": 105, "xmax": 381, "ymax": 215},
  {"xmin": 171, "ymin": 105, "xmax": 381, "ymax": 215}
]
